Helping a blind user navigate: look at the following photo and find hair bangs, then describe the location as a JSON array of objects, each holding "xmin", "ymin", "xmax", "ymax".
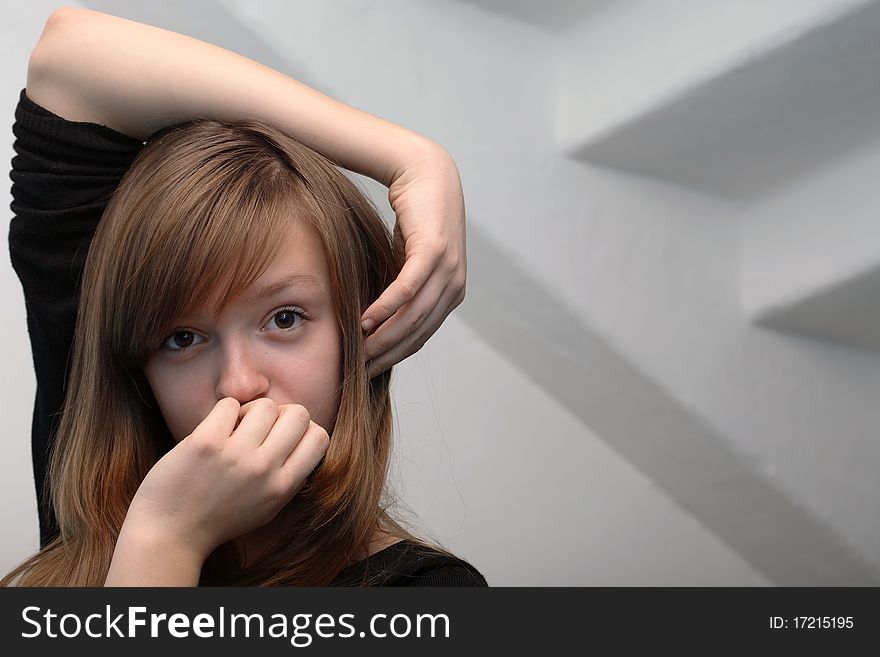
[{"xmin": 111, "ymin": 151, "xmax": 308, "ymax": 366}]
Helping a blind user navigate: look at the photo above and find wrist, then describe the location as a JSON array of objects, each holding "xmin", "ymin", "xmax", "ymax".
[
  {"xmin": 126, "ymin": 504, "xmax": 215, "ymax": 560},
  {"xmin": 105, "ymin": 519, "xmax": 207, "ymax": 586},
  {"xmin": 389, "ymin": 136, "xmax": 456, "ymax": 185}
]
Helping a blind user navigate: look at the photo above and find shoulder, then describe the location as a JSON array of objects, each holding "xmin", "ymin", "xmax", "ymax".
[
  {"xmin": 392, "ymin": 542, "xmax": 488, "ymax": 587},
  {"xmin": 331, "ymin": 540, "xmax": 488, "ymax": 587}
]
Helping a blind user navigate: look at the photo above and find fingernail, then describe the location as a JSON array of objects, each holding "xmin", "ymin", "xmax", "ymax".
[{"xmin": 362, "ymin": 319, "xmax": 375, "ymax": 333}]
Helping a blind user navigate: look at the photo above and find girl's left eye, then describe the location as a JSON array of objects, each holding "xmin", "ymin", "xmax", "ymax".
[
  {"xmin": 161, "ymin": 330, "xmax": 205, "ymax": 352},
  {"xmin": 265, "ymin": 307, "xmax": 308, "ymax": 332},
  {"xmin": 159, "ymin": 306, "xmax": 309, "ymax": 354}
]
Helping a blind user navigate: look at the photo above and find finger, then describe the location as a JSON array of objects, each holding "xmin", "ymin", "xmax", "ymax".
[
  {"xmin": 189, "ymin": 397, "xmax": 240, "ymax": 441},
  {"xmin": 231, "ymin": 397, "xmax": 280, "ymax": 450},
  {"xmin": 237, "ymin": 397, "xmax": 283, "ymax": 427},
  {"xmin": 258, "ymin": 404, "xmax": 311, "ymax": 467},
  {"xmin": 360, "ymin": 246, "xmax": 440, "ymax": 332},
  {"xmin": 279, "ymin": 420, "xmax": 331, "ymax": 485},
  {"xmin": 363, "ymin": 268, "xmax": 448, "ymax": 362},
  {"xmin": 366, "ymin": 282, "xmax": 458, "ymax": 377}
]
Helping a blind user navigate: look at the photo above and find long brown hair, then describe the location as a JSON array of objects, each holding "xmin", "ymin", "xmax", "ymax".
[{"xmin": 3, "ymin": 118, "xmax": 447, "ymax": 586}]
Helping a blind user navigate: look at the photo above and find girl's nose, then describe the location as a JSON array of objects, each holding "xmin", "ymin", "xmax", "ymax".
[{"xmin": 214, "ymin": 338, "xmax": 270, "ymax": 405}]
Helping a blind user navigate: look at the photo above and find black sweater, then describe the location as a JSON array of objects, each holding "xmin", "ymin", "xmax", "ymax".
[{"xmin": 8, "ymin": 89, "xmax": 486, "ymax": 587}]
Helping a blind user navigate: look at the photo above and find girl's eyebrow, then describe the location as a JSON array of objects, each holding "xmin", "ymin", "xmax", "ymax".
[{"xmin": 246, "ymin": 272, "xmax": 323, "ymax": 306}]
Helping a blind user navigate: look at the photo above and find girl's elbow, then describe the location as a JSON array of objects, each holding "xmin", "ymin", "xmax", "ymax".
[{"xmin": 28, "ymin": 7, "xmax": 86, "ymax": 80}]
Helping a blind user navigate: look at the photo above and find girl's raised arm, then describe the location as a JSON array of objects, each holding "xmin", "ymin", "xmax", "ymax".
[{"xmin": 28, "ymin": 6, "xmax": 466, "ymax": 374}]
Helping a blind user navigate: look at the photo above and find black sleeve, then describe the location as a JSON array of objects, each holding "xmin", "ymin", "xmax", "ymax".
[
  {"xmin": 397, "ymin": 561, "xmax": 489, "ymax": 587},
  {"xmin": 8, "ymin": 88, "xmax": 145, "ymax": 547},
  {"xmin": 330, "ymin": 541, "xmax": 489, "ymax": 587}
]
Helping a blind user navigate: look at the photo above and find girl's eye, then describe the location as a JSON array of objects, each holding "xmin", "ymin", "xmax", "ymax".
[
  {"xmin": 161, "ymin": 330, "xmax": 205, "ymax": 352},
  {"xmin": 159, "ymin": 307, "xmax": 308, "ymax": 354},
  {"xmin": 266, "ymin": 307, "xmax": 307, "ymax": 332}
]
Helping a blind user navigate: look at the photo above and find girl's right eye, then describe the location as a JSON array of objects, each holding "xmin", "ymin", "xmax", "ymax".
[{"xmin": 161, "ymin": 330, "xmax": 206, "ymax": 352}]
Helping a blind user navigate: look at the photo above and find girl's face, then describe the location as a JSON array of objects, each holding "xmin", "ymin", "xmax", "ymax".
[{"xmin": 143, "ymin": 219, "xmax": 343, "ymax": 441}]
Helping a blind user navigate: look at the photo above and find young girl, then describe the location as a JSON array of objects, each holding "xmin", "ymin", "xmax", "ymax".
[{"xmin": 3, "ymin": 7, "xmax": 481, "ymax": 587}]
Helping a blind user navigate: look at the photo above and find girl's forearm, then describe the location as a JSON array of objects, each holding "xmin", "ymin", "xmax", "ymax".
[
  {"xmin": 104, "ymin": 519, "xmax": 206, "ymax": 587},
  {"xmin": 27, "ymin": 6, "xmax": 434, "ymax": 186}
]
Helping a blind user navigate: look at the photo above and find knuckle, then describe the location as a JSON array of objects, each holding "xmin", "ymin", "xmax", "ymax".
[
  {"xmin": 243, "ymin": 397, "xmax": 278, "ymax": 419},
  {"xmin": 377, "ymin": 300, "xmax": 396, "ymax": 317},
  {"xmin": 400, "ymin": 278, "xmax": 420, "ymax": 301},
  {"xmin": 244, "ymin": 457, "xmax": 270, "ymax": 480},
  {"xmin": 219, "ymin": 397, "xmax": 240, "ymax": 412},
  {"xmin": 273, "ymin": 475, "xmax": 303, "ymax": 504},
  {"xmin": 441, "ymin": 248, "xmax": 458, "ymax": 269},
  {"xmin": 291, "ymin": 404, "xmax": 311, "ymax": 425},
  {"xmin": 370, "ymin": 335, "xmax": 391, "ymax": 355},
  {"xmin": 256, "ymin": 397, "xmax": 278, "ymax": 412},
  {"xmin": 313, "ymin": 425, "xmax": 331, "ymax": 452},
  {"xmin": 408, "ymin": 308, "xmax": 428, "ymax": 334},
  {"xmin": 433, "ymin": 238, "xmax": 451, "ymax": 258},
  {"xmin": 191, "ymin": 436, "xmax": 223, "ymax": 459},
  {"xmin": 267, "ymin": 481, "xmax": 290, "ymax": 504}
]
